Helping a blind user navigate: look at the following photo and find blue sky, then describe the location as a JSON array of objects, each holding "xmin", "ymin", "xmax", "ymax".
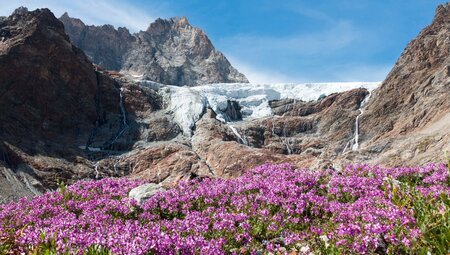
[{"xmin": 1, "ymin": 0, "xmax": 447, "ymax": 83}]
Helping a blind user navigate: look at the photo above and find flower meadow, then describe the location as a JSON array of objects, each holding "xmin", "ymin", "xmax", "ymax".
[{"xmin": 0, "ymin": 163, "xmax": 449, "ymax": 254}]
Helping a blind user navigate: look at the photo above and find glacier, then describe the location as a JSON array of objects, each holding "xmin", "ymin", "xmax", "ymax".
[{"xmin": 137, "ymin": 81, "xmax": 381, "ymax": 136}]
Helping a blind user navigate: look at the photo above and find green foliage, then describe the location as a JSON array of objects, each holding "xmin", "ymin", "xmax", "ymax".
[
  {"xmin": 389, "ymin": 180, "xmax": 450, "ymax": 254},
  {"xmin": 28, "ymin": 232, "xmax": 111, "ymax": 255},
  {"xmin": 1, "ymin": 165, "xmax": 448, "ymax": 254}
]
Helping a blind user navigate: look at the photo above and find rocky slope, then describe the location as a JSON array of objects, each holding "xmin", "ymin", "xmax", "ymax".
[
  {"xmin": 59, "ymin": 13, "xmax": 248, "ymax": 86},
  {"xmin": 341, "ymin": 3, "xmax": 450, "ymax": 167},
  {"xmin": 0, "ymin": 7, "xmax": 180, "ymax": 202}
]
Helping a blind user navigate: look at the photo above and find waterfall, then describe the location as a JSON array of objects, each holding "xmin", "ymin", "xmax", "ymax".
[
  {"xmin": 271, "ymin": 118, "xmax": 276, "ymax": 136},
  {"xmin": 228, "ymin": 125, "xmax": 248, "ymax": 145},
  {"xmin": 344, "ymin": 91, "xmax": 372, "ymax": 152},
  {"xmin": 351, "ymin": 110, "xmax": 363, "ymax": 151},
  {"xmin": 119, "ymin": 88, "xmax": 127, "ymax": 126},
  {"xmin": 282, "ymin": 124, "xmax": 293, "ymax": 155},
  {"xmin": 113, "ymin": 159, "xmax": 119, "ymax": 174},
  {"xmin": 278, "ymin": 99, "xmax": 296, "ymax": 155},
  {"xmin": 107, "ymin": 87, "xmax": 129, "ymax": 149},
  {"xmin": 94, "ymin": 162, "xmax": 100, "ymax": 179}
]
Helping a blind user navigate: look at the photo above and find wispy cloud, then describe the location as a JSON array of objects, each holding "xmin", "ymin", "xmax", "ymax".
[
  {"xmin": 220, "ymin": 20, "xmax": 360, "ymax": 57},
  {"xmin": 330, "ymin": 64, "xmax": 390, "ymax": 82},
  {"xmin": 218, "ymin": 19, "xmax": 370, "ymax": 83},
  {"xmin": 228, "ymin": 56, "xmax": 389, "ymax": 84},
  {"xmin": 0, "ymin": 0, "xmax": 162, "ymax": 32},
  {"xmin": 286, "ymin": 4, "xmax": 335, "ymax": 24},
  {"xmin": 227, "ymin": 56, "xmax": 301, "ymax": 84}
]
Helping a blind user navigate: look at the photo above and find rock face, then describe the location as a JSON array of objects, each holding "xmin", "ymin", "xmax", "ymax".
[
  {"xmin": 362, "ymin": 4, "xmax": 450, "ymax": 140},
  {"xmin": 189, "ymin": 89, "xmax": 370, "ymax": 175},
  {"xmin": 351, "ymin": 3, "xmax": 450, "ymax": 166},
  {"xmin": 59, "ymin": 13, "xmax": 134, "ymax": 71},
  {"xmin": 0, "ymin": 7, "xmax": 181, "ymax": 202},
  {"xmin": 59, "ymin": 14, "xmax": 248, "ymax": 86}
]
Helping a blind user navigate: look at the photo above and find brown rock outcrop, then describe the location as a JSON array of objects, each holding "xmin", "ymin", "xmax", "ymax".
[
  {"xmin": 189, "ymin": 89, "xmax": 368, "ymax": 177},
  {"xmin": 0, "ymin": 8, "xmax": 181, "ymax": 201}
]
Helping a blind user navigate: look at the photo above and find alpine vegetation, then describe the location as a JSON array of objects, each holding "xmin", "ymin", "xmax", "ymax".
[{"xmin": 1, "ymin": 163, "xmax": 448, "ymax": 254}]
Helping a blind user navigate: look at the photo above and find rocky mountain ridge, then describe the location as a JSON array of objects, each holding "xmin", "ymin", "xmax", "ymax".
[
  {"xmin": 350, "ymin": 3, "xmax": 450, "ymax": 166},
  {"xmin": 59, "ymin": 13, "xmax": 248, "ymax": 86},
  {"xmin": 1, "ymin": 5, "xmax": 449, "ymax": 203}
]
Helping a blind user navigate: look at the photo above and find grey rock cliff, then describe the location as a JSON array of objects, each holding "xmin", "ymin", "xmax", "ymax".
[
  {"xmin": 60, "ymin": 14, "xmax": 248, "ymax": 86},
  {"xmin": 59, "ymin": 12, "xmax": 134, "ymax": 71}
]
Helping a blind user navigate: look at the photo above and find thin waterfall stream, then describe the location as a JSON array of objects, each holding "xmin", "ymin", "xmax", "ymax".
[
  {"xmin": 228, "ymin": 125, "xmax": 248, "ymax": 145},
  {"xmin": 343, "ymin": 91, "xmax": 372, "ymax": 153}
]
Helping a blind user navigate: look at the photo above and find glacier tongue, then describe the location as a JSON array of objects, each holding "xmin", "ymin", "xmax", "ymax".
[
  {"xmin": 164, "ymin": 82, "xmax": 381, "ymax": 136},
  {"xmin": 167, "ymin": 86, "xmax": 207, "ymax": 136}
]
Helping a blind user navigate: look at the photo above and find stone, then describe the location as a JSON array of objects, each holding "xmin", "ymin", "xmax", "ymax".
[{"xmin": 128, "ymin": 183, "xmax": 166, "ymax": 204}]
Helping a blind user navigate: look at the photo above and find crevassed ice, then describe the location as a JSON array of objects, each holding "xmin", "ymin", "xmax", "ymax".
[{"xmin": 164, "ymin": 82, "xmax": 381, "ymax": 136}]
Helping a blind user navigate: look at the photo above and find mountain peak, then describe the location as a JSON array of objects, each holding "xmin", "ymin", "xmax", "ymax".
[
  {"xmin": 11, "ymin": 6, "xmax": 28, "ymax": 16},
  {"xmin": 171, "ymin": 16, "xmax": 190, "ymax": 27},
  {"xmin": 59, "ymin": 11, "xmax": 85, "ymax": 27},
  {"xmin": 146, "ymin": 16, "xmax": 192, "ymax": 33},
  {"xmin": 61, "ymin": 11, "xmax": 69, "ymax": 18},
  {"xmin": 433, "ymin": 3, "xmax": 450, "ymax": 24},
  {"xmin": 1, "ymin": 7, "xmax": 67, "ymax": 50},
  {"xmin": 60, "ymin": 14, "xmax": 248, "ymax": 85}
]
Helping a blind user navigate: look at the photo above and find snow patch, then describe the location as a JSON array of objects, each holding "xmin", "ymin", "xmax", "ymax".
[
  {"xmin": 78, "ymin": 146, "xmax": 102, "ymax": 152},
  {"xmin": 167, "ymin": 86, "xmax": 207, "ymax": 136}
]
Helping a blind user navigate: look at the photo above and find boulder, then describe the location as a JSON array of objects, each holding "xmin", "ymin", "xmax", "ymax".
[{"xmin": 128, "ymin": 183, "xmax": 166, "ymax": 204}]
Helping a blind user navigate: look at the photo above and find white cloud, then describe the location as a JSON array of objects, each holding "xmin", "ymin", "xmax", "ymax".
[
  {"xmin": 229, "ymin": 55, "xmax": 390, "ymax": 84},
  {"xmin": 227, "ymin": 56, "xmax": 301, "ymax": 84},
  {"xmin": 331, "ymin": 64, "xmax": 391, "ymax": 82},
  {"xmin": 218, "ymin": 17, "xmax": 390, "ymax": 83},
  {"xmin": 0, "ymin": 0, "xmax": 162, "ymax": 32},
  {"xmin": 287, "ymin": 4, "xmax": 334, "ymax": 24},
  {"xmin": 220, "ymin": 20, "xmax": 360, "ymax": 56}
]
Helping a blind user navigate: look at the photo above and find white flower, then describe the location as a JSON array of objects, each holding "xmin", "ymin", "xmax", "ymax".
[
  {"xmin": 319, "ymin": 235, "xmax": 330, "ymax": 248},
  {"xmin": 300, "ymin": 245, "xmax": 310, "ymax": 253}
]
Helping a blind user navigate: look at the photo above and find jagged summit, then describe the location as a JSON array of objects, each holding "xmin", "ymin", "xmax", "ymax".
[
  {"xmin": 59, "ymin": 13, "xmax": 248, "ymax": 86},
  {"xmin": 147, "ymin": 16, "xmax": 192, "ymax": 32},
  {"xmin": 0, "ymin": 7, "xmax": 70, "ymax": 55},
  {"xmin": 11, "ymin": 6, "xmax": 29, "ymax": 16},
  {"xmin": 60, "ymin": 11, "xmax": 69, "ymax": 18},
  {"xmin": 60, "ymin": 12, "xmax": 130, "ymax": 32},
  {"xmin": 433, "ymin": 3, "xmax": 450, "ymax": 24}
]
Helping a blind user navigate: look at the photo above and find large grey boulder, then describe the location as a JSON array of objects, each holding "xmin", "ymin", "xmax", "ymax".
[{"xmin": 128, "ymin": 183, "xmax": 166, "ymax": 204}]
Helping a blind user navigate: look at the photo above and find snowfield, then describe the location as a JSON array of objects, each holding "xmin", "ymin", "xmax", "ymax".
[{"xmin": 162, "ymin": 82, "xmax": 381, "ymax": 135}]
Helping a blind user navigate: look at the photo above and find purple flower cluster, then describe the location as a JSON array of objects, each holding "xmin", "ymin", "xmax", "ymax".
[{"xmin": 0, "ymin": 163, "xmax": 448, "ymax": 254}]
